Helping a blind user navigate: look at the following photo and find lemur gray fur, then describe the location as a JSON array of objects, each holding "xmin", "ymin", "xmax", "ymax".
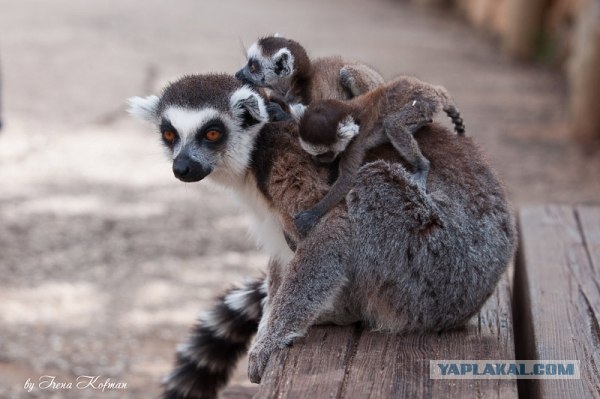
[
  {"xmin": 128, "ymin": 74, "xmax": 516, "ymax": 398},
  {"xmin": 235, "ymin": 34, "xmax": 384, "ymax": 121},
  {"xmin": 294, "ymin": 76, "xmax": 465, "ymax": 236}
]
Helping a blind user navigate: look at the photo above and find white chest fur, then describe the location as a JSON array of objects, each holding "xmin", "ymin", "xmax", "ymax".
[{"xmin": 210, "ymin": 173, "xmax": 294, "ymax": 265}]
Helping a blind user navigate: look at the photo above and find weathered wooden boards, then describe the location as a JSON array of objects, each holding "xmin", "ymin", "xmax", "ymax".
[
  {"xmin": 516, "ymin": 206, "xmax": 600, "ymax": 398},
  {"xmin": 256, "ymin": 271, "xmax": 517, "ymax": 399},
  {"xmin": 221, "ymin": 385, "xmax": 258, "ymax": 399}
]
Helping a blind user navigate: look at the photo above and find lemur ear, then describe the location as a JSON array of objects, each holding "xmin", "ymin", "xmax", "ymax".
[
  {"xmin": 337, "ymin": 116, "xmax": 360, "ymax": 141},
  {"xmin": 290, "ymin": 103, "xmax": 307, "ymax": 122},
  {"xmin": 273, "ymin": 48, "xmax": 293, "ymax": 77},
  {"xmin": 230, "ymin": 86, "xmax": 268, "ymax": 128},
  {"xmin": 127, "ymin": 95, "xmax": 160, "ymax": 123},
  {"xmin": 273, "ymin": 32, "xmax": 284, "ymax": 38}
]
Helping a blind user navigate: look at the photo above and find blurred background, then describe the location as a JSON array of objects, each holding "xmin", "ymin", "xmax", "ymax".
[{"xmin": 0, "ymin": 0, "xmax": 598, "ymax": 398}]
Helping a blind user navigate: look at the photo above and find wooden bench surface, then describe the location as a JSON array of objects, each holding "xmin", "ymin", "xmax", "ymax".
[
  {"xmin": 255, "ymin": 271, "xmax": 517, "ymax": 399},
  {"xmin": 225, "ymin": 205, "xmax": 600, "ymax": 398},
  {"xmin": 515, "ymin": 206, "xmax": 600, "ymax": 398}
]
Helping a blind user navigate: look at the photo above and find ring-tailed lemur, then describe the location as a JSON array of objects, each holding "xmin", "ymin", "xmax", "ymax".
[
  {"xmin": 236, "ymin": 35, "xmax": 385, "ymax": 121},
  {"xmin": 128, "ymin": 74, "xmax": 516, "ymax": 398},
  {"xmin": 293, "ymin": 75, "xmax": 465, "ymax": 235}
]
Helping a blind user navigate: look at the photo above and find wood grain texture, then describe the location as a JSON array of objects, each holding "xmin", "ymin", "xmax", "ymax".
[
  {"xmin": 515, "ymin": 206, "xmax": 600, "ymax": 399},
  {"xmin": 220, "ymin": 385, "xmax": 258, "ymax": 399},
  {"xmin": 255, "ymin": 326, "xmax": 360, "ymax": 399},
  {"xmin": 256, "ymin": 271, "xmax": 517, "ymax": 398},
  {"xmin": 341, "ymin": 271, "xmax": 516, "ymax": 399}
]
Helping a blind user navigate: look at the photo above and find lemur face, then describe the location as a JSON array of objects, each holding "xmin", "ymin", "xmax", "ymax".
[
  {"xmin": 298, "ymin": 101, "xmax": 360, "ymax": 165},
  {"xmin": 128, "ymin": 75, "xmax": 268, "ymax": 183},
  {"xmin": 235, "ymin": 40, "xmax": 294, "ymax": 90}
]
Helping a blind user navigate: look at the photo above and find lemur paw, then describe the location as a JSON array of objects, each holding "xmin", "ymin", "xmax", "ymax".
[
  {"xmin": 267, "ymin": 102, "xmax": 291, "ymax": 122},
  {"xmin": 247, "ymin": 341, "xmax": 275, "ymax": 384},
  {"xmin": 294, "ymin": 210, "xmax": 320, "ymax": 237}
]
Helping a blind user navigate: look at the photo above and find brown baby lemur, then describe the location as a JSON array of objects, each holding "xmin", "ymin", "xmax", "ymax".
[{"xmin": 294, "ymin": 75, "xmax": 465, "ymax": 236}]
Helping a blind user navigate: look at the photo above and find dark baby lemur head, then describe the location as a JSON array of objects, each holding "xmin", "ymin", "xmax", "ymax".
[{"xmin": 298, "ymin": 100, "xmax": 359, "ymax": 165}]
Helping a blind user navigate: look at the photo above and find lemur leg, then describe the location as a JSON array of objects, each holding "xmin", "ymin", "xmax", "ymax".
[
  {"xmin": 248, "ymin": 210, "xmax": 351, "ymax": 383},
  {"xmin": 382, "ymin": 101, "xmax": 433, "ymax": 188},
  {"xmin": 293, "ymin": 140, "xmax": 364, "ymax": 237},
  {"xmin": 340, "ymin": 65, "xmax": 384, "ymax": 97},
  {"xmin": 255, "ymin": 257, "xmax": 283, "ymax": 344}
]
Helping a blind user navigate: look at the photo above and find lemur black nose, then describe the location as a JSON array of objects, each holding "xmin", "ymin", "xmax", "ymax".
[
  {"xmin": 235, "ymin": 69, "xmax": 252, "ymax": 85},
  {"xmin": 173, "ymin": 158, "xmax": 190, "ymax": 178}
]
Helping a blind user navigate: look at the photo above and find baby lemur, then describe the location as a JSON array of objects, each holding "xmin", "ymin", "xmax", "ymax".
[
  {"xmin": 129, "ymin": 74, "xmax": 515, "ymax": 398},
  {"xmin": 236, "ymin": 34, "xmax": 384, "ymax": 120},
  {"xmin": 294, "ymin": 76, "xmax": 465, "ymax": 235}
]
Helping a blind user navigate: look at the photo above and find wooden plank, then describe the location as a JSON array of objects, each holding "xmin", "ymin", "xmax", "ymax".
[
  {"xmin": 220, "ymin": 385, "xmax": 258, "ymax": 399},
  {"xmin": 256, "ymin": 270, "xmax": 517, "ymax": 398},
  {"xmin": 515, "ymin": 206, "xmax": 600, "ymax": 398},
  {"xmin": 577, "ymin": 206, "xmax": 600, "ymax": 274},
  {"xmin": 255, "ymin": 326, "xmax": 359, "ymax": 399},
  {"xmin": 341, "ymin": 271, "xmax": 516, "ymax": 398}
]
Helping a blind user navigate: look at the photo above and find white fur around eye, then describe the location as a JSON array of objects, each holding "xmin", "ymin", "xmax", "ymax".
[
  {"xmin": 127, "ymin": 95, "xmax": 160, "ymax": 123},
  {"xmin": 246, "ymin": 42, "xmax": 263, "ymax": 61}
]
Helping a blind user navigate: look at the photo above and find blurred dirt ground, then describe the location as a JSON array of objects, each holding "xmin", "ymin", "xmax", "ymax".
[{"xmin": 0, "ymin": 0, "xmax": 599, "ymax": 398}]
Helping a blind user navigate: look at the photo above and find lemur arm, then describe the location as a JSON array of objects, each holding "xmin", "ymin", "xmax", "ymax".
[{"xmin": 294, "ymin": 137, "xmax": 367, "ymax": 237}]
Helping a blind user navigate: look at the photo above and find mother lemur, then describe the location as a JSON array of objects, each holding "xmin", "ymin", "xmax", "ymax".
[{"xmin": 128, "ymin": 37, "xmax": 515, "ymax": 399}]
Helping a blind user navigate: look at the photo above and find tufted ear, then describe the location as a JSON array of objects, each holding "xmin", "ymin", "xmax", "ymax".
[
  {"xmin": 337, "ymin": 115, "xmax": 360, "ymax": 142},
  {"xmin": 290, "ymin": 103, "xmax": 307, "ymax": 122},
  {"xmin": 229, "ymin": 86, "xmax": 268, "ymax": 128},
  {"xmin": 127, "ymin": 95, "xmax": 160, "ymax": 123},
  {"xmin": 273, "ymin": 48, "xmax": 293, "ymax": 77},
  {"xmin": 273, "ymin": 32, "xmax": 284, "ymax": 38}
]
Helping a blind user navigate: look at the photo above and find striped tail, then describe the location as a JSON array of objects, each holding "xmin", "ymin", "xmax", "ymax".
[
  {"xmin": 162, "ymin": 277, "xmax": 267, "ymax": 399},
  {"xmin": 443, "ymin": 105, "xmax": 466, "ymax": 136}
]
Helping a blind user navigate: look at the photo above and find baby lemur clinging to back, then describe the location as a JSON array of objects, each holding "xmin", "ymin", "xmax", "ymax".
[
  {"xmin": 294, "ymin": 75, "xmax": 465, "ymax": 235},
  {"xmin": 236, "ymin": 34, "xmax": 384, "ymax": 120}
]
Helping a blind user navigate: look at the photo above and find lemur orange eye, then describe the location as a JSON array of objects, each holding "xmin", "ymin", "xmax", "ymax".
[
  {"xmin": 205, "ymin": 130, "xmax": 222, "ymax": 142},
  {"xmin": 163, "ymin": 130, "xmax": 176, "ymax": 143}
]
